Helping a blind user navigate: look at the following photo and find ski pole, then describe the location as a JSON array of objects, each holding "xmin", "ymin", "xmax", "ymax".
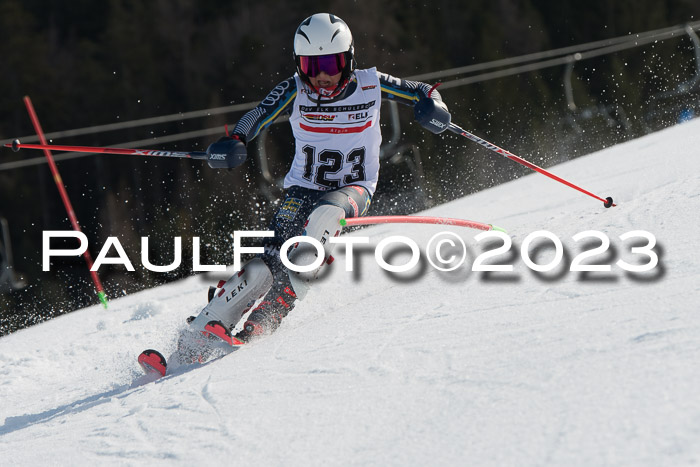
[
  {"xmin": 22, "ymin": 96, "xmax": 108, "ymax": 308},
  {"xmin": 7, "ymin": 139, "xmax": 208, "ymax": 160},
  {"xmin": 447, "ymin": 123, "xmax": 615, "ymax": 208},
  {"xmin": 5, "ymin": 138, "xmax": 248, "ymax": 169}
]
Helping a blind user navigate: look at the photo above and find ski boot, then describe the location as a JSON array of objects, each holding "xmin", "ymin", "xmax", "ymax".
[{"xmin": 234, "ymin": 282, "xmax": 298, "ymax": 343}]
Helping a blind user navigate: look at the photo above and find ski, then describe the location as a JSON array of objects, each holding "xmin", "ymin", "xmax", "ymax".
[
  {"xmin": 138, "ymin": 349, "xmax": 167, "ymax": 377},
  {"xmin": 203, "ymin": 320, "xmax": 245, "ymax": 346},
  {"xmin": 138, "ymin": 320, "xmax": 244, "ymax": 379}
]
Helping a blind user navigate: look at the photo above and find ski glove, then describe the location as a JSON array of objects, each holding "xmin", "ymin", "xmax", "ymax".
[
  {"xmin": 414, "ymin": 97, "xmax": 451, "ymax": 134},
  {"xmin": 206, "ymin": 135, "xmax": 247, "ymax": 169}
]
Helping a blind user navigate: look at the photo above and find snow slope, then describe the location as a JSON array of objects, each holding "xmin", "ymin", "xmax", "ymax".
[{"xmin": 1, "ymin": 120, "xmax": 699, "ymax": 466}]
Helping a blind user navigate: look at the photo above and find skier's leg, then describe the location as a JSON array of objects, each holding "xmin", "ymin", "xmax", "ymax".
[
  {"xmin": 236, "ymin": 185, "xmax": 371, "ymax": 341},
  {"xmin": 176, "ymin": 256, "xmax": 274, "ymax": 363},
  {"xmin": 187, "ymin": 257, "xmax": 274, "ymax": 332},
  {"xmin": 234, "ymin": 187, "xmax": 325, "ymax": 340},
  {"xmin": 286, "ymin": 185, "xmax": 372, "ymax": 297},
  {"xmin": 238, "ymin": 185, "xmax": 371, "ymax": 340}
]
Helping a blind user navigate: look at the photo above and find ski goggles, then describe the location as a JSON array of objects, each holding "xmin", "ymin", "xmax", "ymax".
[{"xmin": 298, "ymin": 53, "xmax": 347, "ymax": 78}]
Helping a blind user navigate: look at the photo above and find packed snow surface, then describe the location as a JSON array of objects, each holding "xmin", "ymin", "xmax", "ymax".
[{"xmin": 1, "ymin": 120, "xmax": 699, "ymax": 466}]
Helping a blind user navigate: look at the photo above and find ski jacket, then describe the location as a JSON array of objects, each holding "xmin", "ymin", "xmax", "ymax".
[{"xmin": 232, "ymin": 68, "xmax": 444, "ymax": 195}]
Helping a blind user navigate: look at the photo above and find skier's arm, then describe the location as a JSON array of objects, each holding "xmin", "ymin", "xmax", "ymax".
[
  {"xmin": 206, "ymin": 77, "xmax": 297, "ymax": 169},
  {"xmin": 231, "ymin": 77, "xmax": 298, "ymax": 143},
  {"xmin": 378, "ymin": 72, "xmax": 451, "ymax": 134}
]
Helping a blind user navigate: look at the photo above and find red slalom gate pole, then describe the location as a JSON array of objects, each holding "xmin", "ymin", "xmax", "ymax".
[
  {"xmin": 23, "ymin": 96, "xmax": 108, "ymax": 308},
  {"xmin": 447, "ymin": 123, "xmax": 616, "ymax": 208},
  {"xmin": 341, "ymin": 215, "xmax": 505, "ymax": 232}
]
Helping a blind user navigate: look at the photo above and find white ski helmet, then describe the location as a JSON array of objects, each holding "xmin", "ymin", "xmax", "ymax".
[{"xmin": 293, "ymin": 13, "xmax": 355, "ymax": 90}]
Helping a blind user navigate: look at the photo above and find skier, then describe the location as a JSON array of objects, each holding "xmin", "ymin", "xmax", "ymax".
[{"xmin": 184, "ymin": 12, "xmax": 452, "ymax": 348}]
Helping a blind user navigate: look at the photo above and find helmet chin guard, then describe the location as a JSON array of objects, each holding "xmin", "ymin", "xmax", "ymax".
[{"xmin": 293, "ymin": 13, "xmax": 355, "ymax": 93}]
